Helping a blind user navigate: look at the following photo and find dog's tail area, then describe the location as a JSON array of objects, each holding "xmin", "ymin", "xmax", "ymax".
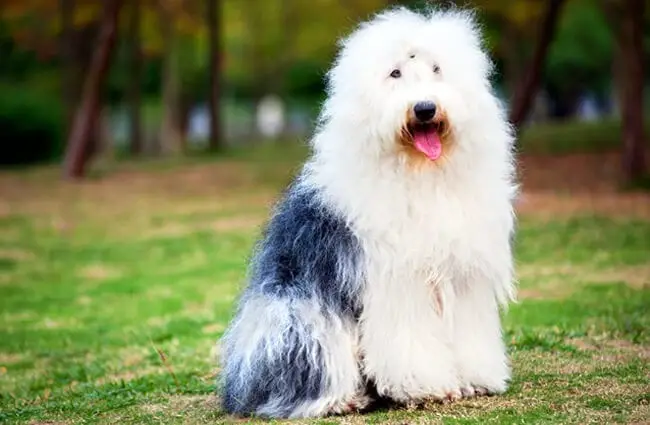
[{"xmin": 218, "ymin": 296, "xmax": 366, "ymax": 419}]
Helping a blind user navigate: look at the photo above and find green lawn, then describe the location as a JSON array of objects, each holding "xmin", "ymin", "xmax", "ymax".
[{"xmin": 0, "ymin": 147, "xmax": 649, "ymax": 424}]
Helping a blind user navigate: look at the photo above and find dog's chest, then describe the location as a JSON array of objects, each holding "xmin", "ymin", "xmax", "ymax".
[{"xmin": 358, "ymin": 183, "xmax": 510, "ymax": 270}]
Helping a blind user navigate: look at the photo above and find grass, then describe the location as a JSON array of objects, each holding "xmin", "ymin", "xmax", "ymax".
[{"xmin": 1, "ymin": 143, "xmax": 649, "ymax": 424}]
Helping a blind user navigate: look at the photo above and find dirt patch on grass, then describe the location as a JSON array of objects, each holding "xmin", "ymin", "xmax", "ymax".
[
  {"xmin": 2, "ymin": 310, "xmax": 37, "ymax": 324},
  {"xmin": 210, "ymin": 215, "xmax": 264, "ymax": 232},
  {"xmin": 0, "ymin": 228, "xmax": 22, "ymax": 244},
  {"xmin": 517, "ymin": 284, "xmax": 573, "ymax": 301},
  {"xmin": 139, "ymin": 395, "xmax": 225, "ymax": 423},
  {"xmin": 582, "ymin": 265, "xmax": 650, "ymax": 289},
  {"xmin": 2, "ymin": 151, "xmax": 648, "ymax": 233},
  {"xmin": 116, "ymin": 347, "xmax": 147, "ymax": 368},
  {"xmin": 519, "ymin": 151, "xmax": 645, "ymax": 192},
  {"xmin": 0, "ymin": 159, "xmax": 282, "ymax": 221},
  {"xmin": 160, "ymin": 194, "xmax": 274, "ymax": 217},
  {"xmin": 77, "ymin": 263, "xmax": 122, "ymax": 281},
  {"xmin": 514, "ymin": 351, "xmax": 598, "ymax": 375},
  {"xmin": 141, "ymin": 395, "xmax": 212, "ymax": 414},
  {"xmin": 76, "ymin": 295, "xmax": 93, "ymax": 306},
  {"xmin": 581, "ymin": 379, "xmax": 649, "ymax": 398},
  {"xmin": 458, "ymin": 350, "xmax": 649, "ymax": 422},
  {"xmin": 629, "ymin": 403, "xmax": 650, "ymax": 424},
  {"xmin": 139, "ymin": 213, "xmax": 264, "ymax": 241},
  {"xmin": 517, "ymin": 263, "xmax": 650, "ymax": 300},
  {"xmin": 142, "ymin": 222, "xmax": 194, "ymax": 239},
  {"xmin": 146, "ymin": 357, "xmax": 643, "ymax": 425},
  {"xmin": 0, "ymin": 248, "xmax": 35, "ymax": 261},
  {"xmin": 0, "ymin": 352, "xmax": 24, "ymax": 365},
  {"xmin": 516, "ymin": 190, "xmax": 650, "ymax": 220},
  {"xmin": 39, "ymin": 317, "xmax": 79, "ymax": 329},
  {"xmin": 201, "ymin": 323, "xmax": 226, "ymax": 335},
  {"xmin": 569, "ymin": 338, "xmax": 650, "ymax": 362},
  {"xmin": 517, "ymin": 151, "xmax": 650, "ymax": 219}
]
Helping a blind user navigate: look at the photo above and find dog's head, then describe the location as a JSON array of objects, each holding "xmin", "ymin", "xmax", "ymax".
[{"xmin": 318, "ymin": 7, "xmax": 499, "ymax": 166}]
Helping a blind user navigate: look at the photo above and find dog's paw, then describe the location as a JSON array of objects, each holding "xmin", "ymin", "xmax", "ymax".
[
  {"xmin": 457, "ymin": 368, "xmax": 509, "ymax": 398},
  {"xmin": 439, "ymin": 388, "xmax": 463, "ymax": 404},
  {"xmin": 460, "ymin": 385, "xmax": 492, "ymax": 398},
  {"xmin": 326, "ymin": 393, "xmax": 372, "ymax": 415},
  {"xmin": 402, "ymin": 388, "xmax": 462, "ymax": 410}
]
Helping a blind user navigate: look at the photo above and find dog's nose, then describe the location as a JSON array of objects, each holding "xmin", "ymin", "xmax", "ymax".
[{"xmin": 413, "ymin": 101, "xmax": 437, "ymax": 122}]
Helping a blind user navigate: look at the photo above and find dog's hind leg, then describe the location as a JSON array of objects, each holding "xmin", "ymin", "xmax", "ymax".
[{"xmin": 220, "ymin": 296, "xmax": 369, "ymax": 419}]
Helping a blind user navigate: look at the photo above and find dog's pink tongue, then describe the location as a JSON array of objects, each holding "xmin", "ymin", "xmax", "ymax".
[{"xmin": 413, "ymin": 129, "xmax": 442, "ymax": 161}]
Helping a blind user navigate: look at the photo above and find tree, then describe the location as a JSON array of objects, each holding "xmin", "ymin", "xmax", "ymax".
[
  {"xmin": 62, "ymin": 0, "xmax": 123, "ymax": 179},
  {"xmin": 158, "ymin": 0, "xmax": 184, "ymax": 155},
  {"xmin": 207, "ymin": 0, "xmax": 222, "ymax": 151},
  {"xmin": 126, "ymin": 0, "xmax": 143, "ymax": 156},
  {"xmin": 605, "ymin": 0, "xmax": 647, "ymax": 182},
  {"xmin": 6, "ymin": 0, "xmax": 209, "ymax": 160},
  {"xmin": 59, "ymin": 0, "xmax": 78, "ymax": 134},
  {"xmin": 508, "ymin": 0, "xmax": 567, "ymax": 128}
]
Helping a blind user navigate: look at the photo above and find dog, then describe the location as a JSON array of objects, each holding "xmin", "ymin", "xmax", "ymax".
[{"xmin": 218, "ymin": 5, "xmax": 517, "ymax": 419}]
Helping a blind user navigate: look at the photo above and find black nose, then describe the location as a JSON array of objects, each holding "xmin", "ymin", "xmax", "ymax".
[{"xmin": 413, "ymin": 101, "xmax": 436, "ymax": 122}]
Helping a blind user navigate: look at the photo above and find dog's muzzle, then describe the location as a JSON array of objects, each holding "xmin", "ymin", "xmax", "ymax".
[
  {"xmin": 402, "ymin": 100, "xmax": 450, "ymax": 162},
  {"xmin": 413, "ymin": 101, "xmax": 437, "ymax": 123}
]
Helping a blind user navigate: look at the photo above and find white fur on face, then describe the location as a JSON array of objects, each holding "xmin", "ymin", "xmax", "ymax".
[{"xmin": 315, "ymin": 8, "xmax": 501, "ymax": 161}]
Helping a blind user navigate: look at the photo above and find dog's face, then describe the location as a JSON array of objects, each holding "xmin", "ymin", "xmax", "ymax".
[{"xmin": 322, "ymin": 8, "xmax": 496, "ymax": 165}]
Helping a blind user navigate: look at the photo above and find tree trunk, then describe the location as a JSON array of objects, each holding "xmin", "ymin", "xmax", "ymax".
[
  {"xmin": 159, "ymin": 6, "xmax": 184, "ymax": 155},
  {"xmin": 617, "ymin": 0, "xmax": 646, "ymax": 182},
  {"xmin": 246, "ymin": 0, "xmax": 265, "ymax": 100},
  {"xmin": 127, "ymin": 0, "xmax": 143, "ymax": 156},
  {"xmin": 207, "ymin": 0, "xmax": 223, "ymax": 151},
  {"xmin": 500, "ymin": 23, "xmax": 523, "ymax": 100},
  {"xmin": 59, "ymin": 0, "xmax": 78, "ymax": 135},
  {"xmin": 62, "ymin": 0, "xmax": 122, "ymax": 179},
  {"xmin": 508, "ymin": 0, "xmax": 566, "ymax": 129}
]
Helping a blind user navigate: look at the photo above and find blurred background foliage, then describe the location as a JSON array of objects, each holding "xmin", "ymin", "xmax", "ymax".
[{"xmin": 0, "ymin": 0, "xmax": 647, "ymax": 181}]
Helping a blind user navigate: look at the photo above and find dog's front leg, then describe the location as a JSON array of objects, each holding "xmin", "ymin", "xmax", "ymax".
[
  {"xmin": 452, "ymin": 266, "xmax": 513, "ymax": 398},
  {"xmin": 359, "ymin": 275, "xmax": 461, "ymax": 405}
]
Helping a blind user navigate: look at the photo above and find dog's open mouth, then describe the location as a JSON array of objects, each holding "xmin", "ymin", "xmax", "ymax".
[{"xmin": 408, "ymin": 122, "xmax": 444, "ymax": 161}]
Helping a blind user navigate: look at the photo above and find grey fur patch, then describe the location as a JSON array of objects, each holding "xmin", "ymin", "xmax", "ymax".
[{"xmin": 220, "ymin": 179, "xmax": 365, "ymax": 417}]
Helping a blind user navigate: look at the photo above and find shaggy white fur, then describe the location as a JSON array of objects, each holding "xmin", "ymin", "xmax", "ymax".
[
  {"xmin": 219, "ymin": 5, "xmax": 517, "ymax": 419},
  {"xmin": 306, "ymin": 5, "xmax": 516, "ymax": 401}
]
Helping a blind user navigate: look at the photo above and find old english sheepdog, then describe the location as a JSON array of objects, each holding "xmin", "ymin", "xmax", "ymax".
[{"xmin": 219, "ymin": 5, "xmax": 517, "ymax": 419}]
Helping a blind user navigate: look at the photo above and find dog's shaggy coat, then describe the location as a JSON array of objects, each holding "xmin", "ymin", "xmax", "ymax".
[{"xmin": 219, "ymin": 6, "xmax": 517, "ymax": 419}]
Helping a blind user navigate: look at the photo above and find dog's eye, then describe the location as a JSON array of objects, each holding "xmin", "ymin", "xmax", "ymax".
[
  {"xmin": 433, "ymin": 64, "xmax": 441, "ymax": 74},
  {"xmin": 389, "ymin": 69, "xmax": 402, "ymax": 78}
]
